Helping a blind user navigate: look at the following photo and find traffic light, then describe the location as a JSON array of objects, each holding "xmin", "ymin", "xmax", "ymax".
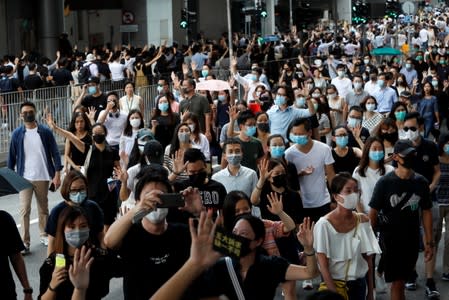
[
  {"xmin": 352, "ymin": 1, "xmax": 368, "ymax": 24},
  {"xmin": 385, "ymin": 0, "xmax": 401, "ymax": 19},
  {"xmin": 260, "ymin": 2, "xmax": 268, "ymax": 18},
  {"xmin": 180, "ymin": 9, "xmax": 188, "ymax": 29}
]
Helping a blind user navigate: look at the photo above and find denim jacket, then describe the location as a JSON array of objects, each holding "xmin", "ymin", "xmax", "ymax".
[{"xmin": 7, "ymin": 123, "xmax": 62, "ymax": 178}]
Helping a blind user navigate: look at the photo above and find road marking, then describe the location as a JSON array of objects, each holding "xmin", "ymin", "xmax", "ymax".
[{"xmin": 16, "ymin": 218, "xmax": 38, "ymax": 228}]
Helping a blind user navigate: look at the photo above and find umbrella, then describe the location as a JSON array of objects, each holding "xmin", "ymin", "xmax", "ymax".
[
  {"xmin": 371, "ymin": 47, "xmax": 402, "ymax": 56},
  {"xmin": 0, "ymin": 168, "xmax": 32, "ymax": 197},
  {"xmin": 196, "ymin": 79, "xmax": 231, "ymax": 91}
]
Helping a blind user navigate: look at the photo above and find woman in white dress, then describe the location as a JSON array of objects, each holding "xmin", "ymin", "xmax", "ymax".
[
  {"xmin": 119, "ymin": 82, "xmax": 144, "ymax": 115},
  {"xmin": 314, "ymin": 173, "xmax": 381, "ymax": 300},
  {"xmin": 326, "ymin": 84, "xmax": 347, "ymax": 128}
]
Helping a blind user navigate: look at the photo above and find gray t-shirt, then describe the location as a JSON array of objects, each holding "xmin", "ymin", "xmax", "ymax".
[{"xmin": 345, "ymin": 89, "xmax": 369, "ymax": 108}]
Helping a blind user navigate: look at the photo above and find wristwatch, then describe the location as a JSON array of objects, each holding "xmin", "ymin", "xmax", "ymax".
[{"xmin": 23, "ymin": 287, "xmax": 33, "ymax": 294}]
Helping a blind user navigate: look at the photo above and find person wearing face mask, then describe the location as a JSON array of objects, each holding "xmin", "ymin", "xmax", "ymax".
[
  {"xmin": 85, "ymin": 123, "xmax": 120, "ymax": 232},
  {"xmin": 315, "ymin": 173, "xmax": 381, "ymax": 300},
  {"xmin": 369, "ymin": 140, "xmax": 434, "ymax": 300},
  {"xmin": 150, "ymin": 92, "xmax": 180, "ymax": 149},
  {"xmin": 104, "ymin": 165, "xmax": 202, "ymax": 300},
  {"xmin": 399, "ymin": 58, "xmax": 418, "ymax": 88},
  {"xmin": 231, "ymin": 57, "xmax": 268, "ymax": 101},
  {"xmin": 97, "ymin": 92, "xmax": 128, "ymax": 156},
  {"xmin": 8, "ymin": 101, "xmax": 63, "ymax": 254},
  {"xmin": 331, "ymin": 64, "xmax": 352, "ymax": 98},
  {"xmin": 226, "ymin": 110, "xmax": 264, "ymax": 172},
  {"xmin": 39, "ymin": 206, "xmax": 112, "ymax": 300},
  {"xmin": 266, "ymin": 85, "xmax": 314, "ymax": 141},
  {"xmin": 345, "ymin": 105, "xmax": 370, "ymax": 149},
  {"xmin": 119, "ymin": 109, "xmax": 144, "ymax": 167},
  {"xmin": 212, "ymin": 138, "xmax": 258, "ymax": 197},
  {"xmin": 285, "ymin": 118, "xmax": 336, "ymax": 223},
  {"xmin": 326, "ymin": 84, "xmax": 347, "ymax": 129},
  {"xmin": 361, "ymin": 96, "xmax": 384, "ymax": 135},
  {"xmin": 331, "ymin": 126, "xmax": 362, "ymax": 174},
  {"xmin": 372, "ymin": 72, "xmax": 398, "ymax": 115},
  {"xmin": 74, "ymin": 76, "xmax": 107, "ymax": 121},
  {"xmin": 45, "ymin": 171, "xmax": 104, "ymax": 257},
  {"xmin": 364, "ymin": 69, "xmax": 381, "ymax": 96},
  {"xmin": 119, "ymin": 82, "xmax": 144, "ymax": 115},
  {"xmin": 345, "ymin": 74, "xmax": 369, "ymax": 110},
  {"xmin": 182, "ymin": 112, "xmax": 210, "ymax": 162},
  {"xmin": 417, "ymin": 81, "xmax": 440, "ymax": 138},
  {"xmin": 164, "ymin": 123, "xmax": 193, "ymax": 182}
]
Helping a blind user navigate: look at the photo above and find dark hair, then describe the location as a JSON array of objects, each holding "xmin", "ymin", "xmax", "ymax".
[
  {"xmin": 182, "ymin": 78, "xmax": 196, "ymax": 89},
  {"xmin": 92, "ymin": 123, "xmax": 108, "ymax": 137},
  {"xmin": 54, "ymin": 206, "xmax": 93, "ymax": 255},
  {"xmin": 222, "ymin": 190, "xmax": 252, "ymax": 231},
  {"xmin": 357, "ymin": 137, "xmax": 386, "ymax": 177},
  {"xmin": 360, "ymin": 95, "xmax": 377, "ymax": 111},
  {"xmin": 275, "ymin": 85, "xmax": 294, "ymax": 106},
  {"xmin": 134, "ymin": 164, "xmax": 172, "ymax": 201},
  {"xmin": 234, "ymin": 214, "xmax": 266, "ymax": 243},
  {"xmin": 20, "ymin": 101, "xmax": 36, "ymax": 111},
  {"xmin": 330, "ymin": 172, "xmax": 357, "ymax": 196},
  {"xmin": 182, "ymin": 112, "xmax": 201, "ymax": 142},
  {"xmin": 69, "ymin": 111, "xmax": 92, "ymax": 134},
  {"xmin": 169, "ymin": 123, "xmax": 191, "ymax": 157},
  {"xmin": 326, "ymin": 84, "xmax": 339, "ymax": 95},
  {"xmin": 183, "ymin": 148, "xmax": 206, "ymax": 164},
  {"xmin": 153, "ymin": 92, "xmax": 176, "ymax": 126},
  {"xmin": 123, "ymin": 109, "xmax": 144, "ymax": 137},
  {"xmin": 237, "ymin": 110, "xmax": 255, "ymax": 127},
  {"xmin": 332, "ymin": 125, "xmax": 348, "ymax": 136},
  {"xmin": 266, "ymin": 134, "xmax": 285, "ymax": 148},
  {"xmin": 348, "ymin": 105, "xmax": 363, "ymax": 115},
  {"xmin": 387, "ymin": 102, "xmax": 408, "ymax": 120},
  {"xmin": 124, "ymin": 81, "xmax": 135, "ymax": 90},
  {"xmin": 60, "ymin": 170, "xmax": 88, "ymax": 202},
  {"xmin": 422, "ymin": 81, "xmax": 435, "ymax": 96},
  {"xmin": 223, "ymin": 138, "xmax": 242, "ymax": 153},
  {"xmin": 438, "ymin": 133, "xmax": 449, "ymax": 156},
  {"xmin": 404, "ymin": 111, "xmax": 421, "ymax": 123},
  {"xmin": 287, "ymin": 118, "xmax": 311, "ymax": 142},
  {"xmin": 106, "ymin": 91, "xmax": 119, "ymax": 101}
]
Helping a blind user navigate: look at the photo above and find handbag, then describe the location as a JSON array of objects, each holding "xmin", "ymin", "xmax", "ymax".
[
  {"xmin": 225, "ymin": 256, "xmax": 245, "ymax": 300},
  {"xmin": 317, "ymin": 213, "xmax": 361, "ymax": 300}
]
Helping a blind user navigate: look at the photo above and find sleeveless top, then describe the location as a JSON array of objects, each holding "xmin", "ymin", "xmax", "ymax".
[{"xmin": 332, "ymin": 147, "xmax": 360, "ymax": 174}]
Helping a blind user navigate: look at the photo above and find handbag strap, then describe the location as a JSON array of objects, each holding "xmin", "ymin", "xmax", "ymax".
[
  {"xmin": 344, "ymin": 213, "xmax": 361, "ymax": 282},
  {"xmin": 225, "ymin": 257, "xmax": 246, "ymax": 300}
]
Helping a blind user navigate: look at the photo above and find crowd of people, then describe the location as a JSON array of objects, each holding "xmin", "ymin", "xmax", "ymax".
[{"xmin": 2, "ymin": 4, "xmax": 449, "ymax": 300}]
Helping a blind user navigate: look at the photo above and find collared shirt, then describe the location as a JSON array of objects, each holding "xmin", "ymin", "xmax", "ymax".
[
  {"xmin": 267, "ymin": 105, "xmax": 311, "ymax": 140},
  {"xmin": 399, "ymin": 67, "xmax": 418, "ymax": 87},
  {"xmin": 373, "ymin": 87, "xmax": 398, "ymax": 113},
  {"xmin": 211, "ymin": 165, "xmax": 258, "ymax": 198},
  {"xmin": 233, "ymin": 73, "xmax": 268, "ymax": 101}
]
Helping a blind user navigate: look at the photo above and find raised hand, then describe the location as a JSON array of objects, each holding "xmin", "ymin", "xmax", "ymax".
[
  {"xmin": 69, "ymin": 246, "xmax": 94, "ymax": 290},
  {"xmin": 266, "ymin": 192, "xmax": 284, "ymax": 215},
  {"xmin": 227, "ymin": 105, "xmax": 239, "ymax": 121},
  {"xmin": 173, "ymin": 150, "xmax": 187, "ymax": 175},
  {"xmin": 45, "ymin": 112, "xmax": 56, "ymax": 130},
  {"xmin": 50, "ymin": 265, "xmax": 68, "ymax": 290},
  {"xmin": 297, "ymin": 217, "xmax": 314, "ymax": 251},
  {"xmin": 257, "ymin": 158, "xmax": 272, "ymax": 182}
]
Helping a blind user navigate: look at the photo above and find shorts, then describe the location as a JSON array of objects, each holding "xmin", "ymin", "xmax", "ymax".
[{"xmin": 381, "ymin": 231, "xmax": 419, "ymax": 283}]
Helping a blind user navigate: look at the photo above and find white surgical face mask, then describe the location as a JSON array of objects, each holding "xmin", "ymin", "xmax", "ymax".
[
  {"xmin": 337, "ymin": 193, "xmax": 359, "ymax": 210},
  {"xmin": 406, "ymin": 130, "xmax": 420, "ymax": 141},
  {"xmin": 145, "ymin": 208, "xmax": 169, "ymax": 224},
  {"xmin": 130, "ymin": 118, "xmax": 141, "ymax": 128}
]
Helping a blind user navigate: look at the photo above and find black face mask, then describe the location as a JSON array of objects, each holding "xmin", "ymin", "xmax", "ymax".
[
  {"xmin": 237, "ymin": 235, "xmax": 253, "ymax": 257},
  {"xmin": 400, "ymin": 154, "xmax": 415, "ymax": 169},
  {"xmin": 188, "ymin": 171, "xmax": 207, "ymax": 187},
  {"xmin": 93, "ymin": 134, "xmax": 106, "ymax": 144},
  {"xmin": 271, "ymin": 174, "xmax": 287, "ymax": 188},
  {"xmin": 382, "ymin": 132, "xmax": 398, "ymax": 143},
  {"xmin": 257, "ymin": 123, "xmax": 270, "ymax": 133},
  {"xmin": 23, "ymin": 112, "xmax": 35, "ymax": 123}
]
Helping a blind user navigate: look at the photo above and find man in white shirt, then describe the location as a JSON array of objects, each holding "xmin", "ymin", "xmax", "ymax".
[
  {"xmin": 231, "ymin": 58, "xmax": 268, "ymax": 101},
  {"xmin": 364, "ymin": 70, "xmax": 380, "ymax": 96},
  {"xmin": 331, "ymin": 64, "xmax": 352, "ymax": 98},
  {"xmin": 284, "ymin": 117, "xmax": 335, "ymax": 223}
]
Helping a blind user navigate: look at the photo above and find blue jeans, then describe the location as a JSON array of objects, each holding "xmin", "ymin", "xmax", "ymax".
[{"xmin": 347, "ymin": 277, "xmax": 367, "ymax": 300}]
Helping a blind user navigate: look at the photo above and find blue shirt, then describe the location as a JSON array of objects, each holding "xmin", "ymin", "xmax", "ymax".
[
  {"xmin": 372, "ymin": 87, "xmax": 398, "ymax": 114},
  {"xmin": 267, "ymin": 105, "xmax": 311, "ymax": 140},
  {"xmin": 191, "ymin": 52, "xmax": 209, "ymax": 71},
  {"xmin": 400, "ymin": 67, "xmax": 418, "ymax": 87},
  {"xmin": 7, "ymin": 123, "xmax": 62, "ymax": 178}
]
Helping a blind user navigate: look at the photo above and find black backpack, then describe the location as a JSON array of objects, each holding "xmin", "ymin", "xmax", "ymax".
[
  {"xmin": 78, "ymin": 62, "xmax": 92, "ymax": 84},
  {"xmin": 0, "ymin": 76, "xmax": 13, "ymax": 93}
]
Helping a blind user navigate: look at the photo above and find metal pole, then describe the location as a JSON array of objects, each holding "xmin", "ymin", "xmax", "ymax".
[
  {"xmin": 227, "ymin": 0, "xmax": 233, "ymax": 58},
  {"xmin": 289, "ymin": 0, "xmax": 293, "ymax": 29}
]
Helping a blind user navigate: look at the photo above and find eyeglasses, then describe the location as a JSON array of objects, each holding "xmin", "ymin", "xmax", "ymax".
[{"xmin": 403, "ymin": 126, "xmax": 417, "ymax": 132}]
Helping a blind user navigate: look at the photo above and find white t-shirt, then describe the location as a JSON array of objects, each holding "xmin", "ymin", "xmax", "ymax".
[
  {"xmin": 119, "ymin": 130, "xmax": 138, "ymax": 157},
  {"xmin": 352, "ymin": 165, "xmax": 395, "ymax": 213},
  {"xmin": 23, "ymin": 127, "xmax": 51, "ymax": 181},
  {"xmin": 99, "ymin": 110, "xmax": 128, "ymax": 146},
  {"xmin": 364, "ymin": 81, "xmax": 380, "ymax": 96},
  {"xmin": 284, "ymin": 141, "xmax": 334, "ymax": 208},
  {"xmin": 191, "ymin": 133, "xmax": 211, "ymax": 161},
  {"xmin": 109, "ymin": 61, "xmax": 126, "ymax": 81},
  {"xmin": 331, "ymin": 77, "xmax": 352, "ymax": 98}
]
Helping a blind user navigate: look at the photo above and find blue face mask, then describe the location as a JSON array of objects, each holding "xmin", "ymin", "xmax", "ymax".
[
  {"xmin": 347, "ymin": 117, "xmax": 361, "ymax": 128},
  {"xmin": 274, "ymin": 95, "xmax": 286, "ymax": 106},
  {"xmin": 377, "ymin": 80, "xmax": 384, "ymax": 88},
  {"xmin": 250, "ymin": 74, "xmax": 257, "ymax": 82},
  {"xmin": 69, "ymin": 191, "xmax": 87, "ymax": 204},
  {"xmin": 218, "ymin": 95, "xmax": 226, "ymax": 101},
  {"xmin": 201, "ymin": 70, "xmax": 209, "ymax": 77},
  {"xmin": 369, "ymin": 150, "xmax": 385, "ymax": 161},
  {"xmin": 444, "ymin": 144, "xmax": 449, "ymax": 155},
  {"xmin": 295, "ymin": 97, "xmax": 306, "ymax": 107},
  {"xmin": 395, "ymin": 111, "xmax": 406, "ymax": 121},
  {"xmin": 335, "ymin": 136, "xmax": 348, "ymax": 148},
  {"xmin": 88, "ymin": 86, "xmax": 96, "ymax": 95},
  {"xmin": 290, "ymin": 134, "xmax": 308, "ymax": 145},
  {"xmin": 245, "ymin": 125, "xmax": 256, "ymax": 137},
  {"xmin": 158, "ymin": 102, "xmax": 169, "ymax": 112},
  {"xmin": 271, "ymin": 146, "xmax": 285, "ymax": 158}
]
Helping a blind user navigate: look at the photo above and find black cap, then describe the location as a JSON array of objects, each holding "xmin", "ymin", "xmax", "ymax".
[
  {"xmin": 394, "ymin": 139, "xmax": 416, "ymax": 157},
  {"xmin": 86, "ymin": 76, "xmax": 100, "ymax": 84},
  {"xmin": 144, "ymin": 140, "xmax": 163, "ymax": 164}
]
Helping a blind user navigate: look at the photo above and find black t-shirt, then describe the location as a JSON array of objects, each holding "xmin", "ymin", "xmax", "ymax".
[
  {"xmin": 332, "ymin": 147, "xmax": 360, "ymax": 174},
  {"xmin": 370, "ymin": 171, "xmax": 431, "ymax": 238},
  {"xmin": 150, "ymin": 113, "xmax": 180, "ymax": 149},
  {"xmin": 412, "ymin": 138, "xmax": 439, "ymax": 183},
  {"xmin": 24, "ymin": 74, "xmax": 44, "ymax": 90},
  {"xmin": 86, "ymin": 144, "xmax": 119, "ymax": 199},
  {"xmin": 258, "ymin": 185, "xmax": 304, "ymax": 224},
  {"xmin": 52, "ymin": 68, "xmax": 73, "ymax": 86},
  {"xmin": 120, "ymin": 223, "xmax": 191, "ymax": 300},
  {"xmin": 198, "ymin": 255, "xmax": 289, "ymax": 300},
  {"xmin": 347, "ymin": 126, "xmax": 370, "ymax": 148},
  {"xmin": 0, "ymin": 210, "xmax": 25, "ymax": 299},
  {"xmin": 81, "ymin": 93, "xmax": 107, "ymax": 120},
  {"xmin": 45, "ymin": 200, "xmax": 104, "ymax": 239},
  {"xmin": 239, "ymin": 137, "xmax": 264, "ymax": 172}
]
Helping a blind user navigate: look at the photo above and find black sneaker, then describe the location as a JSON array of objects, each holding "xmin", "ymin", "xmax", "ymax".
[
  {"xmin": 442, "ymin": 273, "xmax": 449, "ymax": 281},
  {"xmin": 405, "ymin": 280, "xmax": 417, "ymax": 291},
  {"xmin": 425, "ymin": 280, "xmax": 440, "ymax": 298}
]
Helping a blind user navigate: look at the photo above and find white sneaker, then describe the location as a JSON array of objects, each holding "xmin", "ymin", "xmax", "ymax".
[
  {"xmin": 40, "ymin": 236, "xmax": 49, "ymax": 246},
  {"xmin": 302, "ymin": 279, "xmax": 313, "ymax": 290},
  {"xmin": 375, "ymin": 272, "xmax": 387, "ymax": 294}
]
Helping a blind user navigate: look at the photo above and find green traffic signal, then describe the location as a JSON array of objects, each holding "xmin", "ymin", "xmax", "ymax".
[
  {"xmin": 180, "ymin": 20, "xmax": 188, "ymax": 29},
  {"xmin": 261, "ymin": 10, "xmax": 268, "ymax": 18}
]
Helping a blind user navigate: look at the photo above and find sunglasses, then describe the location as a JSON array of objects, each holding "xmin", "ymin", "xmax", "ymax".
[{"xmin": 403, "ymin": 126, "xmax": 417, "ymax": 132}]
